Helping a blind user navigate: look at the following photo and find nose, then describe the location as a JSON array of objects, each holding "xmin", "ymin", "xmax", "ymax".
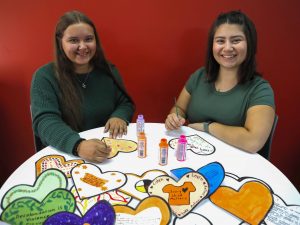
[
  {"xmin": 224, "ymin": 41, "xmax": 233, "ymax": 51},
  {"xmin": 78, "ymin": 41, "xmax": 87, "ymax": 49}
]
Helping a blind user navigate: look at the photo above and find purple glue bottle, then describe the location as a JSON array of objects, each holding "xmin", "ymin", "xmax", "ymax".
[
  {"xmin": 136, "ymin": 114, "xmax": 145, "ymax": 135},
  {"xmin": 176, "ymin": 135, "xmax": 187, "ymax": 161}
]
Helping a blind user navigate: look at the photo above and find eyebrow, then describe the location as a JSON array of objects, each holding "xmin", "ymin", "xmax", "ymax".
[{"xmin": 214, "ymin": 35, "xmax": 245, "ymax": 39}]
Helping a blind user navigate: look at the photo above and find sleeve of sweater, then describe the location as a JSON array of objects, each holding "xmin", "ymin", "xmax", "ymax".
[
  {"xmin": 30, "ymin": 65, "xmax": 81, "ymax": 154},
  {"xmin": 109, "ymin": 65, "xmax": 135, "ymax": 124}
]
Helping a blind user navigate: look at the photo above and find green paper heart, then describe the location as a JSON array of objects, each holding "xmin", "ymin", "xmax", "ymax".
[
  {"xmin": 1, "ymin": 189, "xmax": 75, "ymax": 225},
  {"xmin": 1, "ymin": 169, "xmax": 67, "ymax": 209}
]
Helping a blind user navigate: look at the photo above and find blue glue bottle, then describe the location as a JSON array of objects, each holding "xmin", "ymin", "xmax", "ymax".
[
  {"xmin": 176, "ymin": 135, "xmax": 187, "ymax": 161},
  {"xmin": 136, "ymin": 114, "xmax": 145, "ymax": 135}
]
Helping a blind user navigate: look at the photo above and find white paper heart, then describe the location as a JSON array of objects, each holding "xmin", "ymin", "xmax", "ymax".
[
  {"xmin": 119, "ymin": 170, "xmax": 167, "ymax": 200},
  {"xmin": 148, "ymin": 172, "xmax": 209, "ymax": 218},
  {"xmin": 71, "ymin": 163, "xmax": 127, "ymax": 199}
]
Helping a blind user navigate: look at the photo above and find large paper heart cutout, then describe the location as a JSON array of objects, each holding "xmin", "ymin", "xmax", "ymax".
[
  {"xmin": 210, "ymin": 181, "xmax": 273, "ymax": 225},
  {"xmin": 36, "ymin": 154, "xmax": 84, "ymax": 178},
  {"xmin": 119, "ymin": 170, "xmax": 167, "ymax": 200},
  {"xmin": 1, "ymin": 169, "xmax": 67, "ymax": 209},
  {"xmin": 71, "ymin": 163, "xmax": 127, "ymax": 199},
  {"xmin": 71, "ymin": 186, "xmax": 131, "ymax": 215},
  {"xmin": 114, "ymin": 196, "xmax": 171, "ymax": 225},
  {"xmin": 148, "ymin": 172, "xmax": 209, "ymax": 218},
  {"xmin": 1, "ymin": 189, "xmax": 75, "ymax": 225},
  {"xmin": 102, "ymin": 137, "xmax": 137, "ymax": 158},
  {"xmin": 168, "ymin": 134, "xmax": 215, "ymax": 155},
  {"xmin": 171, "ymin": 162, "xmax": 225, "ymax": 195},
  {"xmin": 44, "ymin": 200, "xmax": 115, "ymax": 225}
]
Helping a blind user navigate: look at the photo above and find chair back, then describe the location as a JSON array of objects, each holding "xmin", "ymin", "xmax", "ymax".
[
  {"xmin": 258, "ymin": 115, "xmax": 278, "ymax": 160},
  {"xmin": 30, "ymin": 106, "xmax": 45, "ymax": 152}
]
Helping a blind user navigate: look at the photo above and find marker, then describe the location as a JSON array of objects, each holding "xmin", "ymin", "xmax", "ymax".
[
  {"xmin": 176, "ymin": 135, "xmax": 187, "ymax": 161},
  {"xmin": 138, "ymin": 132, "xmax": 147, "ymax": 158},
  {"xmin": 174, "ymin": 97, "xmax": 179, "ymax": 118}
]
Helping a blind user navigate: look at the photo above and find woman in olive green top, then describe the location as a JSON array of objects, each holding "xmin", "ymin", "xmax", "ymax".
[
  {"xmin": 165, "ymin": 10, "xmax": 275, "ymax": 154},
  {"xmin": 31, "ymin": 11, "xmax": 135, "ymax": 163}
]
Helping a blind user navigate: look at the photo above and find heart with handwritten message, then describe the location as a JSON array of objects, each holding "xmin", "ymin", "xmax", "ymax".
[
  {"xmin": 71, "ymin": 163, "xmax": 127, "ymax": 199},
  {"xmin": 71, "ymin": 186, "xmax": 131, "ymax": 215},
  {"xmin": 101, "ymin": 137, "xmax": 137, "ymax": 158},
  {"xmin": 148, "ymin": 172, "xmax": 209, "ymax": 218},
  {"xmin": 210, "ymin": 181, "xmax": 273, "ymax": 225},
  {"xmin": 1, "ymin": 169, "xmax": 67, "ymax": 209},
  {"xmin": 114, "ymin": 196, "xmax": 171, "ymax": 225},
  {"xmin": 44, "ymin": 200, "xmax": 115, "ymax": 225},
  {"xmin": 119, "ymin": 170, "xmax": 167, "ymax": 200},
  {"xmin": 1, "ymin": 189, "xmax": 75, "ymax": 225},
  {"xmin": 168, "ymin": 134, "xmax": 215, "ymax": 155},
  {"xmin": 36, "ymin": 154, "xmax": 84, "ymax": 178}
]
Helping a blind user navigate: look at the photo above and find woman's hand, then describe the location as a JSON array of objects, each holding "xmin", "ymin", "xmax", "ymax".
[
  {"xmin": 77, "ymin": 139, "xmax": 111, "ymax": 163},
  {"xmin": 165, "ymin": 113, "xmax": 186, "ymax": 130},
  {"xmin": 104, "ymin": 117, "xmax": 127, "ymax": 138}
]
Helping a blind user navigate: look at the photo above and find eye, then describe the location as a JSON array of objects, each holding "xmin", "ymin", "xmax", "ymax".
[
  {"xmin": 85, "ymin": 36, "xmax": 94, "ymax": 42},
  {"xmin": 68, "ymin": 38, "xmax": 79, "ymax": 44},
  {"xmin": 232, "ymin": 38, "xmax": 242, "ymax": 44},
  {"xmin": 215, "ymin": 39, "xmax": 224, "ymax": 44}
]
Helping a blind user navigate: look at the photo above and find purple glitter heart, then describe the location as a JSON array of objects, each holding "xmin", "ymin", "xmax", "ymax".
[{"xmin": 44, "ymin": 200, "xmax": 115, "ymax": 225}]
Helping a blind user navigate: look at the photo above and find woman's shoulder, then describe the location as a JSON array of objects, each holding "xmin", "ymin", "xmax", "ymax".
[{"xmin": 34, "ymin": 62, "xmax": 55, "ymax": 77}]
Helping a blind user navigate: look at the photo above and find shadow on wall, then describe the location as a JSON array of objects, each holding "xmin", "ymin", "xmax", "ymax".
[{"xmin": 0, "ymin": 79, "xmax": 35, "ymax": 187}]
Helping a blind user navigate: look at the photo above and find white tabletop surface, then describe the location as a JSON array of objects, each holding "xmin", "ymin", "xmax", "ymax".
[{"xmin": 0, "ymin": 123, "xmax": 299, "ymax": 225}]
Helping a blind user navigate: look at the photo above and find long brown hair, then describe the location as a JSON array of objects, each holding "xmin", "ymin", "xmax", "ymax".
[{"xmin": 54, "ymin": 11, "xmax": 133, "ymax": 131}]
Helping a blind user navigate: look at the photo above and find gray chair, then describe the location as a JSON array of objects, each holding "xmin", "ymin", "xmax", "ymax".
[
  {"xmin": 258, "ymin": 115, "xmax": 278, "ymax": 160},
  {"xmin": 30, "ymin": 106, "xmax": 45, "ymax": 152}
]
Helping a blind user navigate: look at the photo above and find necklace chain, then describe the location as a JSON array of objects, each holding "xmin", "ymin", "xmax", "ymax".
[{"xmin": 76, "ymin": 72, "xmax": 90, "ymax": 88}]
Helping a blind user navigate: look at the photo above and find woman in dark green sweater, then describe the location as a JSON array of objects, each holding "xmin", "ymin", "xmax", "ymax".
[
  {"xmin": 165, "ymin": 10, "xmax": 275, "ymax": 154},
  {"xmin": 31, "ymin": 11, "xmax": 135, "ymax": 163}
]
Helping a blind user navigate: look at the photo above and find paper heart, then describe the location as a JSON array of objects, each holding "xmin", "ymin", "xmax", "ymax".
[
  {"xmin": 210, "ymin": 181, "xmax": 273, "ymax": 225},
  {"xmin": 171, "ymin": 162, "xmax": 225, "ymax": 195},
  {"xmin": 119, "ymin": 170, "xmax": 167, "ymax": 200},
  {"xmin": 102, "ymin": 137, "xmax": 137, "ymax": 158},
  {"xmin": 114, "ymin": 196, "xmax": 171, "ymax": 225},
  {"xmin": 71, "ymin": 163, "xmax": 127, "ymax": 199},
  {"xmin": 36, "ymin": 154, "xmax": 84, "ymax": 178},
  {"xmin": 168, "ymin": 134, "xmax": 215, "ymax": 155},
  {"xmin": 71, "ymin": 186, "xmax": 131, "ymax": 215},
  {"xmin": 148, "ymin": 172, "xmax": 209, "ymax": 218},
  {"xmin": 173, "ymin": 212, "xmax": 212, "ymax": 225},
  {"xmin": 264, "ymin": 194, "xmax": 300, "ymax": 225},
  {"xmin": 44, "ymin": 200, "xmax": 115, "ymax": 225},
  {"xmin": 1, "ymin": 189, "xmax": 75, "ymax": 225},
  {"xmin": 1, "ymin": 169, "xmax": 67, "ymax": 209}
]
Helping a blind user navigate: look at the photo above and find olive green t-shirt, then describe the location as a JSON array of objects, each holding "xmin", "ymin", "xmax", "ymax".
[{"xmin": 185, "ymin": 67, "xmax": 275, "ymax": 126}]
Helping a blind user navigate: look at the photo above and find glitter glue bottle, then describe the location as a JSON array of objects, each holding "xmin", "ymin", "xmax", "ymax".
[
  {"xmin": 138, "ymin": 132, "xmax": 147, "ymax": 158},
  {"xmin": 176, "ymin": 135, "xmax": 187, "ymax": 161},
  {"xmin": 159, "ymin": 138, "xmax": 168, "ymax": 166},
  {"xmin": 136, "ymin": 114, "xmax": 145, "ymax": 135}
]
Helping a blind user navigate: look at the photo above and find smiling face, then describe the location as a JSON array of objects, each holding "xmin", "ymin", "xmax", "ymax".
[
  {"xmin": 61, "ymin": 23, "xmax": 96, "ymax": 73},
  {"xmin": 213, "ymin": 23, "xmax": 247, "ymax": 72}
]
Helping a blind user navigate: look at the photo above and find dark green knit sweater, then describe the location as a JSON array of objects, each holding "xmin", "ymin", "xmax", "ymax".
[{"xmin": 30, "ymin": 63, "xmax": 135, "ymax": 154}]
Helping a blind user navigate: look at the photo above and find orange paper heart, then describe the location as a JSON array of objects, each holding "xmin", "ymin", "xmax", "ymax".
[
  {"xmin": 36, "ymin": 155, "xmax": 84, "ymax": 178},
  {"xmin": 114, "ymin": 196, "xmax": 171, "ymax": 225},
  {"xmin": 210, "ymin": 181, "xmax": 273, "ymax": 225}
]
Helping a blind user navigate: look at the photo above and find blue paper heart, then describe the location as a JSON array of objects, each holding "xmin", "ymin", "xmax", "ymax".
[
  {"xmin": 44, "ymin": 200, "xmax": 115, "ymax": 225},
  {"xmin": 170, "ymin": 162, "xmax": 225, "ymax": 195}
]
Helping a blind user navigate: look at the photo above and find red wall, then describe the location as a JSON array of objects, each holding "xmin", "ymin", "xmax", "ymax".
[{"xmin": 1, "ymin": 1, "xmax": 299, "ymax": 190}]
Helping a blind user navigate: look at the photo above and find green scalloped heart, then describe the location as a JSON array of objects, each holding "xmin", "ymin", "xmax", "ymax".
[
  {"xmin": 1, "ymin": 189, "xmax": 75, "ymax": 225},
  {"xmin": 2, "ymin": 169, "xmax": 67, "ymax": 209}
]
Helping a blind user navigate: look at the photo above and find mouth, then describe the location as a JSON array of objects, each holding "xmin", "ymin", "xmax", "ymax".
[
  {"xmin": 77, "ymin": 50, "xmax": 89, "ymax": 57},
  {"xmin": 221, "ymin": 54, "xmax": 236, "ymax": 59}
]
